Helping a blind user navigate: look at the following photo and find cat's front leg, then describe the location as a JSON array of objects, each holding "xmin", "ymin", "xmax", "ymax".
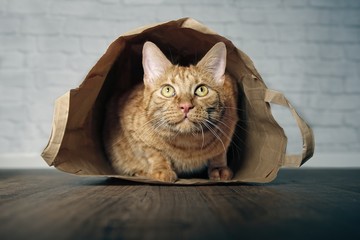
[
  {"xmin": 208, "ymin": 153, "xmax": 233, "ymax": 181},
  {"xmin": 147, "ymin": 150, "xmax": 177, "ymax": 183}
]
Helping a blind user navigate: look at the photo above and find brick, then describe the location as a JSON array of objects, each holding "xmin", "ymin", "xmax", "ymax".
[
  {"xmin": 314, "ymin": 127, "xmax": 357, "ymax": 145},
  {"xmin": 254, "ymin": 59, "xmax": 281, "ymax": 76},
  {"xmin": 330, "ymin": 27, "xmax": 360, "ymax": 43},
  {"xmin": 344, "ymin": 76, "xmax": 360, "ymax": 93},
  {"xmin": 38, "ymin": 120, "xmax": 53, "ymax": 139},
  {"xmin": 315, "ymin": 143, "xmax": 348, "ymax": 152},
  {"xmin": 165, "ymin": 0, "xmax": 229, "ymax": 5},
  {"xmin": 317, "ymin": 77, "xmax": 345, "ymax": 93},
  {"xmin": 102, "ymin": 5, "xmax": 156, "ymax": 21},
  {"xmin": 343, "ymin": 62, "xmax": 359, "ymax": 88},
  {"xmin": 123, "ymin": 0, "xmax": 164, "ymax": 4},
  {"xmin": 35, "ymin": 71, "xmax": 81, "ymax": 89},
  {"xmin": 99, "ymin": 0, "xmax": 120, "ymax": 3},
  {"xmin": 112, "ymin": 21, "xmax": 146, "ymax": 36},
  {"xmin": 81, "ymin": 37, "xmax": 110, "ymax": 55},
  {"xmin": 317, "ymin": 9, "xmax": 343, "ymax": 25},
  {"xmin": 27, "ymin": 53, "xmax": 67, "ymax": 70},
  {"xmin": 51, "ymin": 1, "xmax": 102, "ymax": 18},
  {"xmin": 37, "ymin": 36, "xmax": 80, "ymax": 53},
  {"xmin": 21, "ymin": 17, "xmax": 64, "ymax": 35},
  {"xmin": 226, "ymin": 24, "xmax": 277, "ymax": 41},
  {"xmin": 270, "ymin": 73, "xmax": 318, "ymax": 93},
  {"xmin": 0, "ymin": 17, "xmax": 20, "ymax": 34},
  {"xmin": 67, "ymin": 54, "xmax": 98, "ymax": 71},
  {"xmin": 0, "ymin": 85, "xmax": 24, "ymax": 104},
  {"xmin": 0, "ymin": 0, "xmax": 6, "ymax": 13},
  {"xmin": 0, "ymin": 138, "xmax": 11, "ymax": 153},
  {"xmin": 306, "ymin": 110, "xmax": 343, "ymax": 126},
  {"xmin": 295, "ymin": 43, "xmax": 319, "ymax": 58},
  {"xmin": 153, "ymin": 6, "xmax": 183, "ymax": 21},
  {"xmin": 347, "ymin": 0, "xmax": 360, "ymax": 7},
  {"xmin": 266, "ymin": 42, "xmax": 318, "ymax": 58},
  {"xmin": 278, "ymin": 26, "xmax": 306, "ymax": 42},
  {"xmin": 0, "ymin": 121, "xmax": 17, "ymax": 138},
  {"xmin": 319, "ymin": 44, "xmax": 345, "ymax": 60},
  {"xmin": 306, "ymin": 26, "xmax": 331, "ymax": 42},
  {"xmin": 342, "ymin": 10, "xmax": 360, "ymax": 26},
  {"xmin": 344, "ymin": 111, "xmax": 360, "ymax": 127},
  {"xmin": 235, "ymin": 0, "xmax": 282, "ymax": 8},
  {"xmin": 240, "ymin": 41, "xmax": 266, "ymax": 58},
  {"xmin": 305, "ymin": 60, "xmax": 347, "ymax": 77},
  {"xmin": 183, "ymin": 6, "xmax": 238, "ymax": 22},
  {"xmin": 64, "ymin": 19, "xmax": 114, "ymax": 37},
  {"xmin": 270, "ymin": 104, "xmax": 298, "ymax": 127},
  {"xmin": 16, "ymin": 122, "xmax": 45, "ymax": 149},
  {"xmin": 309, "ymin": 0, "xmax": 346, "ymax": 8},
  {"xmin": 283, "ymin": 92, "xmax": 309, "ymax": 109},
  {"xmin": 344, "ymin": 44, "xmax": 360, "ymax": 60},
  {"xmin": 0, "ymin": 52, "xmax": 25, "ymax": 68},
  {"xmin": 26, "ymin": 102, "xmax": 54, "ymax": 122},
  {"xmin": 0, "ymin": 104, "xmax": 28, "ymax": 121},
  {"xmin": 0, "ymin": 70, "xmax": 32, "ymax": 88},
  {"xmin": 239, "ymin": 9, "xmax": 267, "ymax": 23},
  {"xmin": 7, "ymin": 0, "xmax": 49, "ymax": 14},
  {"xmin": 280, "ymin": 59, "xmax": 307, "ymax": 75},
  {"xmin": 283, "ymin": 126, "xmax": 303, "ymax": 154},
  {"xmin": 283, "ymin": 0, "xmax": 309, "ymax": 7},
  {"xmin": 309, "ymin": 94, "xmax": 360, "ymax": 110},
  {"xmin": 24, "ymin": 87, "xmax": 66, "ymax": 107},
  {"xmin": 267, "ymin": 9, "xmax": 318, "ymax": 25},
  {"xmin": 0, "ymin": 35, "xmax": 36, "ymax": 52}
]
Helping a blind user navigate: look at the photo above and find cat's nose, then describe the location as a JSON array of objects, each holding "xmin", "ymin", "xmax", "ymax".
[{"xmin": 179, "ymin": 103, "xmax": 194, "ymax": 115}]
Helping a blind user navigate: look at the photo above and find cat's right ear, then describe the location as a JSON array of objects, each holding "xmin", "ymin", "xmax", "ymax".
[{"xmin": 142, "ymin": 41, "xmax": 172, "ymax": 86}]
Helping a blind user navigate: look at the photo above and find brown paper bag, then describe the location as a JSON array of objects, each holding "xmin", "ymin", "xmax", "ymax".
[{"xmin": 41, "ymin": 18, "xmax": 314, "ymax": 185}]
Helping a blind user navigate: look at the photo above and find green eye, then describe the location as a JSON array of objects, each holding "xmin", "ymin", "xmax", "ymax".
[
  {"xmin": 195, "ymin": 85, "xmax": 209, "ymax": 97},
  {"xmin": 161, "ymin": 85, "xmax": 175, "ymax": 97}
]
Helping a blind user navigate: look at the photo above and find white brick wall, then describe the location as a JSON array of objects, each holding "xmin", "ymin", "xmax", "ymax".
[{"xmin": 0, "ymin": 0, "xmax": 360, "ymax": 166}]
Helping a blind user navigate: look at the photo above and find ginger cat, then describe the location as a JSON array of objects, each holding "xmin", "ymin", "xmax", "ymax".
[{"xmin": 103, "ymin": 41, "xmax": 238, "ymax": 182}]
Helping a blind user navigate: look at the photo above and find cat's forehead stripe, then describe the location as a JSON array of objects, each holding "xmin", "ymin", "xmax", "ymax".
[{"xmin": 170, "ymin": 67, "xmax": 199, "ymax": 85}]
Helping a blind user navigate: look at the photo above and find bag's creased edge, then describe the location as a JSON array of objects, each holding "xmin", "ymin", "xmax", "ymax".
[{"xmin": 41, "ymin": 91, "xmax": 71, "ymax": 166}]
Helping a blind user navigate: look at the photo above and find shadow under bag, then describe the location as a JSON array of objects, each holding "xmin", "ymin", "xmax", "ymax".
[{"xmin": 41, "ymin": 18, "xmax": 315, "ymax": 185}]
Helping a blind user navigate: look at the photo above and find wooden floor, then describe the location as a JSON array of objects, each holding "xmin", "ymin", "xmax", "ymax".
[{"xmin": 0, "ymin": 169, "xmax": 359, "ymax": 240}]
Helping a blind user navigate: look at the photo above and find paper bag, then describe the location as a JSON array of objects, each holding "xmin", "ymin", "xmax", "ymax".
[{"xmin": 41, "ymin": 18, "xmax": 314, "ymax": 184}]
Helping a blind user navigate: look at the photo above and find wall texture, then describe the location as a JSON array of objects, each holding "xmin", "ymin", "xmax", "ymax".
[{"xmin": 0, "ymin": 0, "xmax": 359, "ymax": 166}]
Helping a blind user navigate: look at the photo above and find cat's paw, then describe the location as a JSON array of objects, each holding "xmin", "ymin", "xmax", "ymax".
[
  {"xmin": 208, "ymin": 167, "xmax": 233, "ymax": 181},
  {"xmin": 150, "ymin": 169, "xmax": 178, "ymax": 183}
]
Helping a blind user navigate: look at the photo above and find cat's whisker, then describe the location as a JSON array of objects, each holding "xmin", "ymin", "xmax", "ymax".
[
  {"xmin": 213, "ymin": 117, "xmax": 249, "ymax": 148},
  {"xmin": 219, "ymin": 115, "xmax": 253, "ymax": 136},
  {"xmin": 208, "ymin": 119, "xmax": 244, "ymax": 151},
  {"xmin": 206, "ymin": 120, "xmax": 238, "ymax": 146},
  {"xmin": 198, "ymin": 123, "xmax": 205, "ymax": 150},
  {"xmin": 135, "ymin": 119, "xmax": 167, "ymax": 141},
  {"xmin": 203, "ymin": 121, "xmax": 226, "ymax": 152}
]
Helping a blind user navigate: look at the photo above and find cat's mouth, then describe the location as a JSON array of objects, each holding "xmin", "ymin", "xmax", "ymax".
[{"xmin": 169, "ymin": 115, "xmax": 204, "ymax": 134}]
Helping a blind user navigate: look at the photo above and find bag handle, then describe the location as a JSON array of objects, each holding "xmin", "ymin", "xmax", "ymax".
[{"xmin": 264, "ymin": 89, "xmax": 315, "ymax": 167}]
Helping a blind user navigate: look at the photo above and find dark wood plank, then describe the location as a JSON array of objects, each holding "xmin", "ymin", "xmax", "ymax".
[{"xmin": 0, "ymin": 169, "xmax": 360, "ymax": 240}]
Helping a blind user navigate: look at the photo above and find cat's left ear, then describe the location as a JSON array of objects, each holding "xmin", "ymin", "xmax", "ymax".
[
  {"xmin": 197, "ymin": 42, "xmax": 227, "ymax": 86},
  {"xmin": 142, "ymin": 41, "xmax": 172, "ymax": 86}
]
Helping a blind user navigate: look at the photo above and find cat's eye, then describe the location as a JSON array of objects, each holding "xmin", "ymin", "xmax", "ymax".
[
  {"xmin": 195, "ymin": 85, "xmax": 209, "ymax": 97},
  {"xmin": 161, "ymin": 85, "xmax": 176, "ymax": 97}
]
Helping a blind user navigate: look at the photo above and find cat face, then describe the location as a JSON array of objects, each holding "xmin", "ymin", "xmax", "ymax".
[{"xmin": 142, "ymin": 42, "xmax": 227, "ymax": 134}]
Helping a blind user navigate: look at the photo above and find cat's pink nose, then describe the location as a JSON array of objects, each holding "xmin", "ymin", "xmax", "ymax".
[{"xmin": 179, "ymin": 103, "xmax": 194, "ymax": 115}]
